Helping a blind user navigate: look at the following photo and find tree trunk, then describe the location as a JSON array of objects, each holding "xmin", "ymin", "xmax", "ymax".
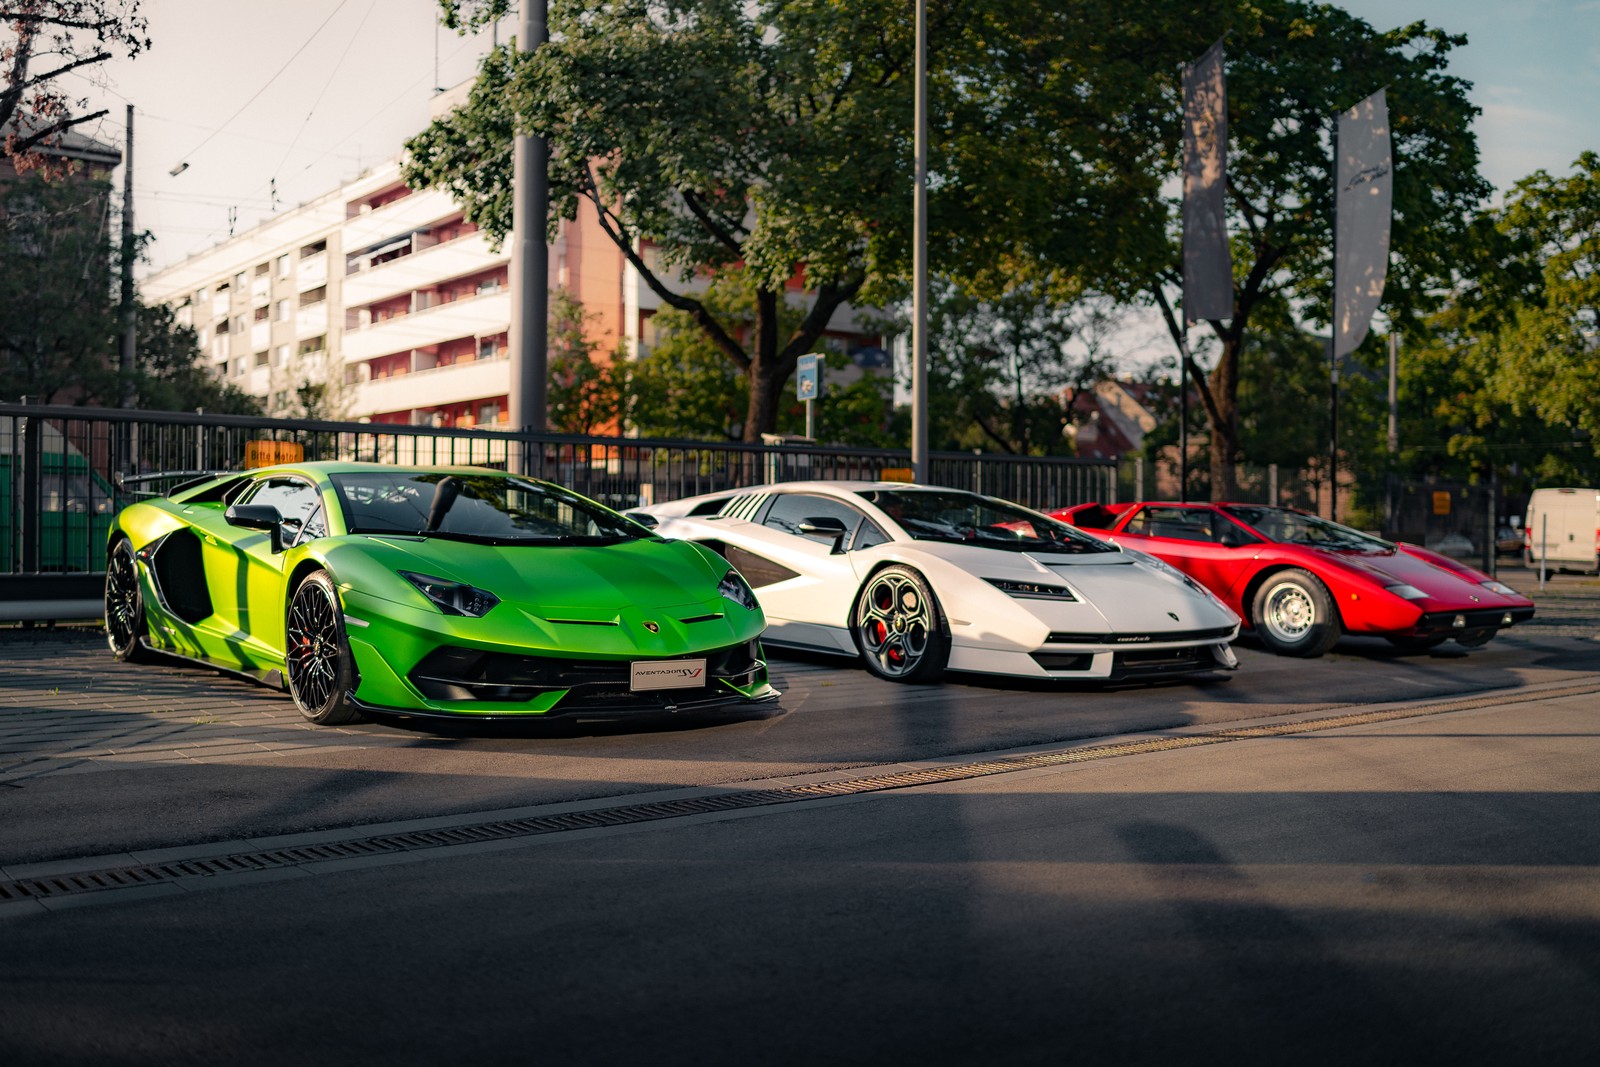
[{"xmin": 1206, "ymin": 337, "xmax": 1241, "ymax": 501}]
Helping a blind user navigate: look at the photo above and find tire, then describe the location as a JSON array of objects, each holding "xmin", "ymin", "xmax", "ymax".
[
  {"xmin": 1250, "ymin": 568, "xmax": 1342, "ymax": 657},
  {"xmin": 1386, "ymin": 635, "xmax": 1446, "ymax": 652},
  {"xmin": 851, "ymin": 565, "xmax": 951, "ymax": 683},
  {"xmin": 104, "ymin": 538, "xmax": 156, "ymax": 663},
  {"xmin": 285, "ymin": 570, "xmax": 363, "ymax": 725},
  {"xmin": 1455, "ymin": 631, "xmax": 1494, "ymax": 649}
]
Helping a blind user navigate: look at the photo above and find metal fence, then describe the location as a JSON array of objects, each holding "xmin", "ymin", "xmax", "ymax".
[{"xmin": 1, "ymin": 402, "xmax": 1115, "ymax": 618}]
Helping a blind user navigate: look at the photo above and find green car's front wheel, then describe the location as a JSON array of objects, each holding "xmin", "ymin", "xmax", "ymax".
[
  {"xmin": 105, "ymin": 538, "xmax": 156, "ymax": 663},
  {"xmin": 286, "ymin": 571, "xmax": 363, "ymax": 725}
]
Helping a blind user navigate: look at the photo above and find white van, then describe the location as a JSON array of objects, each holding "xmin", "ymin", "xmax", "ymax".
[{"xmin": 1524, "ymin": 487, "xmax": 1600, "ymax": 573}]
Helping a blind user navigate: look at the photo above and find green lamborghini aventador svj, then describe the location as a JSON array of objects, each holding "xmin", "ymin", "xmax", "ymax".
[{"xmin": 103, "ymin": 463, "xmax": 778, "ymax": 725}]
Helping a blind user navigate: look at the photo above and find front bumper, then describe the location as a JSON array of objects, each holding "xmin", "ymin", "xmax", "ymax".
[{"xmin": 1402, "ymin": 605, "xmax": 1536, "ymax": 642}]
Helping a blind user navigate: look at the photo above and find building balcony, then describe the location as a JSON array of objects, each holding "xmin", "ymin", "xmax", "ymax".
[
  {"xmin": 343, "ymin": 187, "xmax": 462, "ymax": 259},
  {"xmin": 342, "ymin": 231, "xmax": 502, "ymax": 308},
  {"xmin": 298, "ymin": 254, "xmax": 328, "ymax": 290},
  {"xmin": 250, "ymin": 321, "xmax": 271, "ymax": 350},
  {"xmin": 342, "ymin": 290, "xmax": 511, "ymax": 363},
  {"xmin": 251, "ymin": 275, "xmax": 270, "ymax": 301},
  {"xmin": 296, "ymin": 304, "xmax": 328, "ymax": 337},
  {"xmin": 355, "ymin": 356, "xmax": 510, "ymax": 417},
  {"xmin": 211, "ymin": 294, "xmax": 230, "ymax": 318}
]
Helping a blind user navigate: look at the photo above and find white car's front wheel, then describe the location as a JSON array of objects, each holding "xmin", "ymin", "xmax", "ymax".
[{"xmin": 851, "ymin": 566, "xmax": 951, "ymax": 683}]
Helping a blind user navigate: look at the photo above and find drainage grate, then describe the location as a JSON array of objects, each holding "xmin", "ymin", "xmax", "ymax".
[{"xmin": 5, "ymin": 680, "xmax": 1596, "ymax": 906}]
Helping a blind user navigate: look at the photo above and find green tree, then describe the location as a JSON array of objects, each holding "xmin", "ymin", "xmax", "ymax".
[
  {"xmin": 915, "ymin": 280, "xmax": 1119, "ymax": 455},
  {"xmin": 1483, "ymin": 153, "xmax": 1600, "ymax": 467},
  {"xmin": 0, "ymin": 169, "xmax": 117, "ymax": 401},
  {"xmin": 546, "ymin": 287, "xmax": 627, "ymax": 436},
  {"xmin": 1148, "ymin": 1, "xmax": 1487, "ymax": 500},
  {"xmin": 1, "ymin": 2, "xmax": 149, "ymax": 172},
  {"xmin": 406, "ymin": 1, "xmax": 1212, "ymax": 443},
  {"xmin": 133, "ymin": 302, "xmax": 259, "ymax": 414}
]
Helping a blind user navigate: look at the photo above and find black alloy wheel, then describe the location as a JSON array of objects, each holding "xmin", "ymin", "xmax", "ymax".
[
  {"xmin": 285, "ymin": 570, "xmax": 362, "ymax": 725},
  {"xmin": 104, "ymin": 538, "xmax": 155, "ymax": 662}
]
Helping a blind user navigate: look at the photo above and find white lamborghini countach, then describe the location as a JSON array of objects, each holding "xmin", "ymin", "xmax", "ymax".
[{"xmin": 630, "ymin": 482, "xmax": 1241, "ymax": 684}]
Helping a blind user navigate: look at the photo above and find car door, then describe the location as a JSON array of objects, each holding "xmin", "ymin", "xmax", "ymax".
[
  {"xmin": 719, "ymin": 492, "xmax": 873, "ymax": 651},
  {"xmin": 1107, "ymin": 505, "xmax": 1257, "ymax": 597},
  {"xmin": 201, "ymin": 475, "xmax": 327, "ymax": 665}
]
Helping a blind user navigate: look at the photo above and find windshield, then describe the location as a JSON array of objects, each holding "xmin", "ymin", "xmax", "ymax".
[
  {"xmin": 332, "ymin": 471, "xmax": 645, "ymax": 545},
  {"xmin": 856, "ymin": 489, "xmax": 1114, "ymax": 554},
  {"xmin": 1223, "ymin": 506, "xmax": 1393, "ymax": 552}
]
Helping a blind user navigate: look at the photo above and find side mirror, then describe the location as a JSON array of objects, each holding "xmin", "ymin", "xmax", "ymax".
[
  {"xmin": 628, "ymin": 512, "xmax": 660, "ymax": 529},
  {"xmin": 225, "ymin": 503, "xmax": 285, "ymax": 554},
  {"xmin": 798, "ymin": 515, "xmax": 849, "ymax": 554}
]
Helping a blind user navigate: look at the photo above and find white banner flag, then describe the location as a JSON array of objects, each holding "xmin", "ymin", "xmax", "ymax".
[
  {"xmin": 1182, "ymin": 40, "xmax": 1231, "ymax": 323},
  {"xmin": 1334, "ymin": 89, "xmax": 1392, "ymax": 359}
]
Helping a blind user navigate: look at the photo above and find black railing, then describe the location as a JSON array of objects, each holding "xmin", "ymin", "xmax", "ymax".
[{"xmin": 1, "ymin": 402, "xmax": 1117, "ymax": 616}]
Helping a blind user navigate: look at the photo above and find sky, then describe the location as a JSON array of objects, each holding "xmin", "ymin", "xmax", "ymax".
[{"xmin": 59, "ymin": 0, "xmax": 1600, "ymax": 279}]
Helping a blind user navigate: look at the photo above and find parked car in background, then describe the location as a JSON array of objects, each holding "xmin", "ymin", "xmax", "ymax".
[
  {"xmin": 1425, "ymin": 531, "xmax": 1476, "ymax": 558},
  {"xmin": 1052, "ymin": 501, "xmax": 1534, "ymax": 657},
  {"xmin": 1496, "ymin": 525, "xmax": 1523, "ymax": 557},
  {"xmin": 632, "ymin": 482, "xmax": 1241, "ymax": 684},
  {"xmin": 1524, "ymin": 487, "xmax": 1600, "ymax": 574},
  {"xmin": 105, "ymin": 463, "xmax": 777, "ymax": 724}
]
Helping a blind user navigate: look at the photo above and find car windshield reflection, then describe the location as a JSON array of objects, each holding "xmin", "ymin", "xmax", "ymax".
[
  {"xmin": 857, "ymin": 488, "xmax": 1115, "ymax": 554},
  {"xmin": 332, "ymin": 472, "xmax": 644, "ymax": 545},
  {"xmin": 1222, "ymin": 505, "xmax": 1393, "ymax": 552}
]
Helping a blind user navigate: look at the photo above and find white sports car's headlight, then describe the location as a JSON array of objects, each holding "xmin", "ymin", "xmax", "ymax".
[
  {"xmin": 400, "ymin": 571, "xmax": 500, "ymax": 617},
  {"xmin": 719, "ymin": 570, "xmax": 759, "ymax": 611},
  {"xmin": 983, "ymin": 577, "xmax": 1077, "ymax": 601}
]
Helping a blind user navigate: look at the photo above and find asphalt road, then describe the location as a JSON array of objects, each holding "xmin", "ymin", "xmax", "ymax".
[{"xmin": 1, "ymin": 565, "xmax": 1597, "ymax": 1063}]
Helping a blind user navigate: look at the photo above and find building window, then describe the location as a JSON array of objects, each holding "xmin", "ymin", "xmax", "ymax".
[
  {"xmin": 216, "ymin": 280, "xmax": 231, "ymax": 293},
  {"xmin": 276, "ymin": 254, "xmax": 290, "ymax": 277},
  {"xmin": 216, "ymin": 319, "xmax": 231, "ymax": 335},
  {"xmin": 300, "ymin": 238, "xmax": 326, "ymax": 257},
  {"xmin": 254, "ymin": 305, "xmax": 269, "ymax": 322},
  {"xmin": 254, "ymin": 262, "xmax": 270, "ymax": 277},
  {"xmin": 477, "ymin": 336, "xmax": 498, "ymax": 360},
  {"xmin": 255, "ymin": 350, "xmax": 270, "ymax": 368},
  {"xmin": 299, "ymin": 285, "xmax": 326, "ymax": 307},
  {"xmin": 298, "ymin": 335, "xmax": 326, "ymax": 356}
]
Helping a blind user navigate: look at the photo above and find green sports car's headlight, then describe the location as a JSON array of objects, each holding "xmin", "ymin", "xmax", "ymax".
[
  {"xmin": 718, "ymin": 570, "xmax": 759, "ymax": 611},
  {"xmin": 400, "ymin": 571, "xmax": 501, "ymax": 618}
]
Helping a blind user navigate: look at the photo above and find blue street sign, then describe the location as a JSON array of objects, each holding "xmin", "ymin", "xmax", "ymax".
[{"xmin": 796, "ymin": 354, "xmax": 822, "ymax": 401}]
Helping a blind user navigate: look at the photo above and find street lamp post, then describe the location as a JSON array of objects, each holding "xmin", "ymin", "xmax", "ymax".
[
  {"xmin": 910, "ymin": 0, "xmax": 929, "ymax": 484},
  {"xmin": 508, "ymin": 0, "xmax": 550, "ymax": 465}
]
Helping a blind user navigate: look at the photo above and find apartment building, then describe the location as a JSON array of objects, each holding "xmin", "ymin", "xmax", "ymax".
[{"xmin": 144, "ymin": 122, "xmax": 884, "ymax": 431}]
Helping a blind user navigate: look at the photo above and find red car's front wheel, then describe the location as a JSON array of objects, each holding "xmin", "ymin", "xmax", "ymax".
[{"xmin": 1251, "ymin": 569, "xmax": 1341, "ymax": 657}]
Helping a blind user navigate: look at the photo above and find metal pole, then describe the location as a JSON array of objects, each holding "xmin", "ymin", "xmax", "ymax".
[
  {"xmin": 1330, "ymin": 118, "xmax": 1340, "ymax": 523},
  {"xmin": 120, "ymin": 105, "xmax": 137, "ymax": 410},
  {"xmin": 910, "ymin": 0, "xmax": 929, "ymax": 484},
  {"xmin": 1539, "ymin": 513, "xmax": 1547, "ymax": 590},
  {"xmin": 1387, "ymin": 332, "xmax": 1398, "ymax": 454},
  {"xmin": 1485, "ymin": 472, "xmax": 1496, "ymax": 578},
  {"xmin": 805, "ymin": 399, "xmax": 815, "ymax": 440},
  {"xmin": 1178, "ymin": 328, "xmax": 1189, "ymax": 502},
  {"xmin": 509, "ymin": 1, "xmax": 550, "ymax": 466}
]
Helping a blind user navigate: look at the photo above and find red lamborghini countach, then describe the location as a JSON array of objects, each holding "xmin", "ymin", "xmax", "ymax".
[{"xmin": 1051, "ymin": 502, "xmax": 1535, "ymax": 657}]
